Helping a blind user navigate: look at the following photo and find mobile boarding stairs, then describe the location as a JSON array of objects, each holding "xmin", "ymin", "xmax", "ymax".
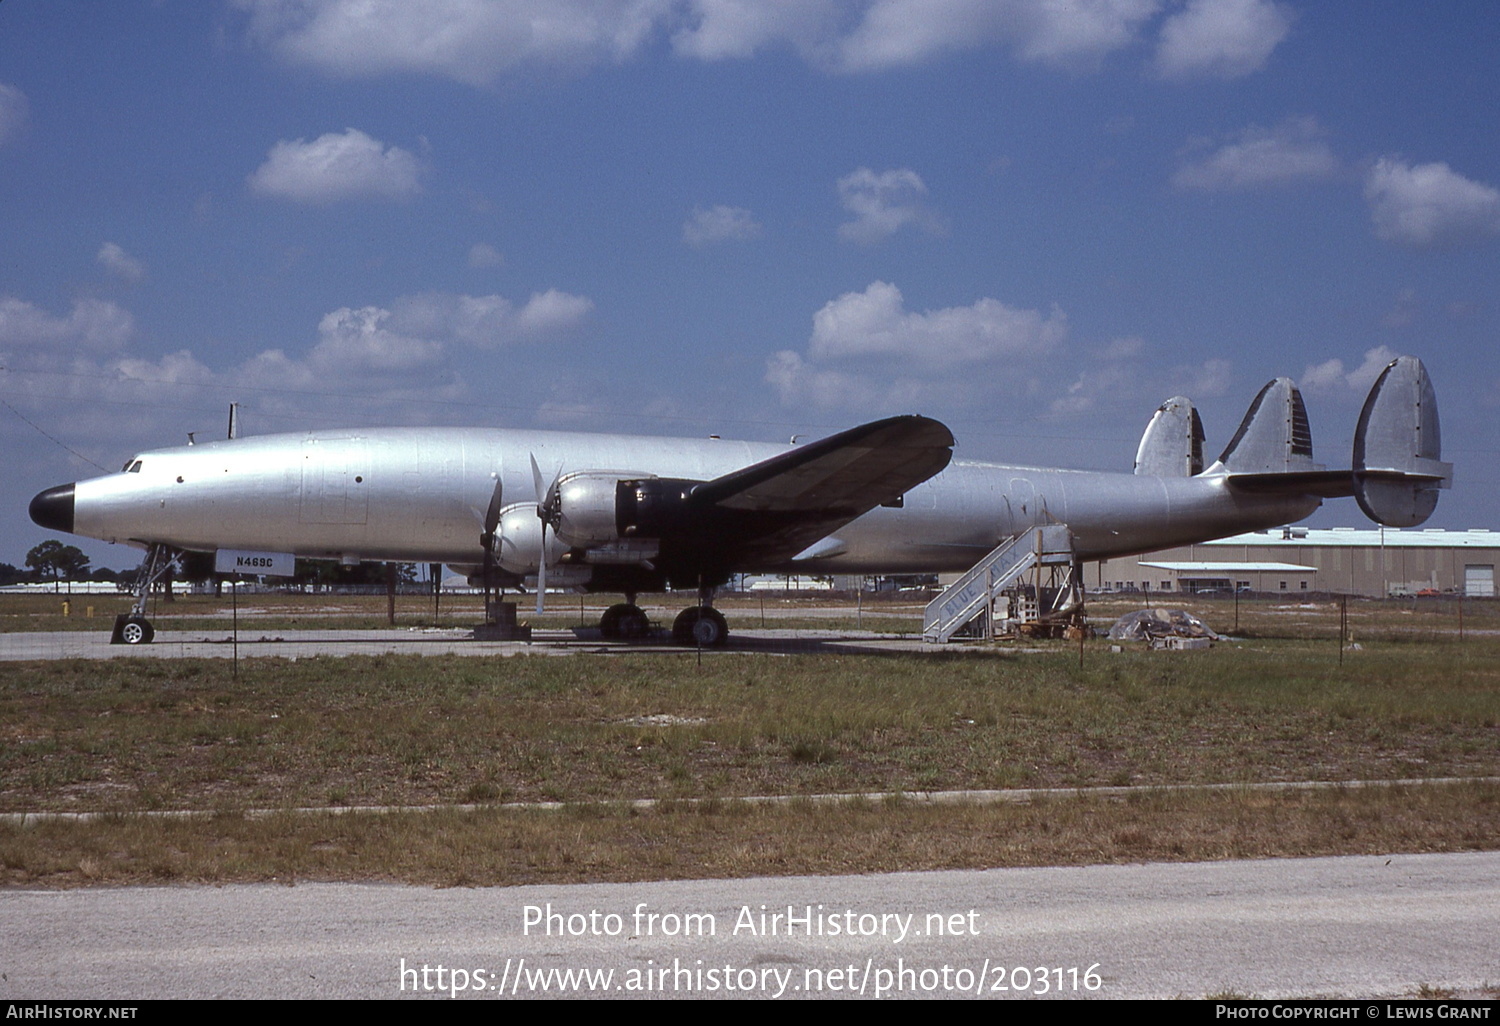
[{"xmin": 922, "ymin": 524, "xmax": 1081, "ymax": 643}]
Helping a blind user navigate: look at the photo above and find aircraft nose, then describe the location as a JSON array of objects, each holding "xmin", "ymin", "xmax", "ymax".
[{"xmin": 29, "ymin": 484, "xmax": 76, "ymax": 534}]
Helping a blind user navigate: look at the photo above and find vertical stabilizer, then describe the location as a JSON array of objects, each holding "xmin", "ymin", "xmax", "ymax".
[
  {"xmin": 1352, "ymin": 356, "xmax": 1452, "ymax": 526},
  {"xmin": 1215, "ymin": 378, "xmax": 1319, "ymax": 474},
  {"xmin": 1134, "ymin": 397, "xmax": 1205, "ymax": 477}
]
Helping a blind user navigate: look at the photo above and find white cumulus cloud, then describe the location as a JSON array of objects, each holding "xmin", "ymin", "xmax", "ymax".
[
  {"xmin": 0, "ymin": 297, "xmax": 135, "ymax": 356},
  {"xmin": 107, "ymin": 351, "xmax": 219, "ymax": 392},
  {"xmin": 808, "ymin": 281, "xmax": 1064, "ymax": 365},
  {"xmin": 1050, "ymin": 362, "xmax": 1134, "ymax": 415},
  {"xmin": 683, "ymin": 204, "xmax": 763, "ymax": 246},
  {"xmin": 1300, "ymin": 346, "xmax": 1400, "ymax": 393},
  {"xmin": 513, "ymin": 289, "xmax": 595, "ymax": 335},
  {"xmin": 767, "ymin": 281, "xmax": 1067, "ymax": 410},
  {"xmin": 829, "ymin": 0, "xmax": 1160, "ymax": 71},
  {"xmin": 837, "ymin": 168, "xmax": 943, "ymax": 244},
  {"xmin": 1156, "ymin": 0, "xmax": 1291, "ymax": 80},
  {"xmin": 1344, "ymin": 346, "xmax": 1400, "ymax": 392},
  {"xmin": 1364, "ymin": 158, "xmax": 1500, "ymax": 249},
  {"xmin": 97, "ymin": 243, "xmax": 147, "ymax": 284},
  {"xmin": 1048, "ymin": 346, "xmax": 1231, "ymax": 417},
  {"xmin": 309, "ymin": 305, "xmax": 446, "ymax": 375},
  {"xmin": 468, "ymin": 243, "xmax": 504, "ymax": 268},
  {"xmin": 236, "ymin": 0, "xmax": 669, "ymax": 85},
  {"xmin": 764, "ymin": 351, "xmax": 890, "ymax": 411},
  {"xmin": 1300, "ymin": 357, "xmax": 1346, "ymax": 392},
  {"xmin": 237, "ymin": 0, "xmax": 1166, "ymax": 82},
  {"xmin": 0, "ymin": 83, "xmax": 28, "ymax": 146},
  {"xmin": 1173, "ymin": 117, "xmax": 1337, "ymax": 191},
  {"xmin": 0, "ymin": 285, "xmax": 597, "ymax": 461},
  {"xmin": 226, "ymin": 289, "xmax": 594, "ymax": 394},
  {"xmin": 361, "ymin": 291, "xmax": 593, "ymax": 353},
  {"xmin": 406, "ymin": 291, "xmax": 593, "ymax": 345},
  {"xmin": 671, "ymin": 0, "xmax": 840, "ymax": 61},
  {"xmin": 1169, "ymin": 357, "xmax": 1232, "ymax": 398},
  {"xmin": 248, "ymin": 128, "xmax": 423, "ymax": 203}
]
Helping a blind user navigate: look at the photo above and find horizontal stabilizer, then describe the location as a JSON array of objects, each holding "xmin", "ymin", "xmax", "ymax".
[
  {"xmin": 1223, "ymin": 469, "xmax": 1354, "ymax": 498},
  {"xmin": 1134, "ymin": 396, "xmax": 1205, "ymax": 477},
  {"xmin": 1215, "ymin": 378, "xmax": 1319, "ymax": 475},
  {"xmin": 1352, "ymin": 356, "xmax": 1452, "ymax": 527}
]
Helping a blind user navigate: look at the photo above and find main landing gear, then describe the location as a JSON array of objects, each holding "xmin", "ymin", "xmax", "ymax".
[
  {"xmin": 595, "ymin": 588, "xmax": 731, "ymax": 647},
  {"xmin": 111, "ymin": 542, "xmax": 173, "ymax": 645},
  {"xmin": 599, "ymin": 602, "xmax": 652, "ymax": 639},
  {"xmin": 671, "ymin": 606, "xmax": 728, "ymax": 647}
]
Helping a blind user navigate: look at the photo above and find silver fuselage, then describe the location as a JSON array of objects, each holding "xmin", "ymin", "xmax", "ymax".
[{"xmin": 64, "ymin": 426, "xmax": 1319, "ymax": 575}]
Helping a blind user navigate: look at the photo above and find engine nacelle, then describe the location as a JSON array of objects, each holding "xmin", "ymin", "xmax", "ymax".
[
  {"xmin": 616, "ymin": 477, "xmax": 704, "ymax": 538},
  {"xmin": 494, "ymin": 502, "xmax": 566, "ymax": 575},
  {"xmin": 551, "ymin": 472, "xmax": 649, "ymax": 547},
  {"xmin": 512, "ymin": 473, "xmax": 710, "ymax": 571}
]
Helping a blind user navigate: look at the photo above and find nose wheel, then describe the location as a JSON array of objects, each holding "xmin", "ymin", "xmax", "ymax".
[{"xmin": 111, "ymin": 614, "xmax": 155, "ymax": 645}]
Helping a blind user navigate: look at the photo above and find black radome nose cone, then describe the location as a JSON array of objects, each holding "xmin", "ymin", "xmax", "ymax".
[{"xmin": 29, "ymin": 484, "xmax": 76, "ymax": 534}]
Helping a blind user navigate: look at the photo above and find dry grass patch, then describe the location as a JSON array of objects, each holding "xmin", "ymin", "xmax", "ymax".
[{"xmin": 4, "ymin": 781, "xmax": 1496, "ymax": 889}]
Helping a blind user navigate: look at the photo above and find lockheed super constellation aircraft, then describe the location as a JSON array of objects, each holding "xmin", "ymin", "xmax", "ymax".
[{"xmin": 29, "ymin": 356, "xmax": 1449, "ymax": 646}]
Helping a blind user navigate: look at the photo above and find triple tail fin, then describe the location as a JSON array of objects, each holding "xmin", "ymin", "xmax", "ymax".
[
  {"xmin": 1211, "ymin": 356, "xmax": 1452, "ymax": 527},
  {"xmin": 1213, "ymin": 378, "xmax": 1319, "ymax": 475},
  {"xmin": 1134, "ymin": 397, "xmax": 1205, "ymax": 477},
  {"xmin": 1351, "ymin": 355, "xmax": 1452, "ymax": 527}
]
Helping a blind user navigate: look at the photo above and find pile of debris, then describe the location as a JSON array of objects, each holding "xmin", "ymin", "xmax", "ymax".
[{"xmin": 1107, "ymin": 608, "xmax": 1219, "ymax": 649}]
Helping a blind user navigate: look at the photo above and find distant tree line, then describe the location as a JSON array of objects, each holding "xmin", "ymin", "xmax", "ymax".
[
  {"xmin": 3, "ymin": 541, "xmax": 118, "ymax": 588},
  {"xmin": 175, "ymin": 552, "xmax": 418, "ymax": 592},
  {"xmin": 7, "ymin": 542, "xmax": 418, "ymax": 593}
]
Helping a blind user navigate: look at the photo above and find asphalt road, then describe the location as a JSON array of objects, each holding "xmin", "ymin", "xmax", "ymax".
[
  {"xmin": 0, "ymin": 626, "xmax": 941, "ymax": 660},
  {"xmin": 4, "ymin": 852, "xmax": 1497, "ymax": 1000}
]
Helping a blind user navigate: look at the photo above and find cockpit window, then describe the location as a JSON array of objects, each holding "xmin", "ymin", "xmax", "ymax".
[{"xmin": 127, "ymin": 460, "xmax": 142, "ymax": 473}]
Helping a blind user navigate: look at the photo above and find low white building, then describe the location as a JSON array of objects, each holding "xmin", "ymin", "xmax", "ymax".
[{"xmin": 1092, "ymin": 527, "xmax": 1499, "ymax": 598}]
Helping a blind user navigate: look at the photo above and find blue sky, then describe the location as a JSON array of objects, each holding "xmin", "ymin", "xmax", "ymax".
[{"xmin": 2, "ymin": 1, "xmax": 1497, "ymax": 569}]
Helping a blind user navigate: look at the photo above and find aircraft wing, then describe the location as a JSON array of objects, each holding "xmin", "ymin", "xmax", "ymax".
[
  {"xmin": 683, "ymin": 415, "xmax": 954, "ymax": 565},
  {"xmin": 695, "ymin": 415, "xmax": 954, "ymax": 511}
]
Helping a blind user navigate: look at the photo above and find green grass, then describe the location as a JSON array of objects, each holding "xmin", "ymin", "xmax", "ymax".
[
  {"xmin": 4, "ymin": 593, "xmax": 1497, "ymax": 888},
  {"xmin": 3, "ymin": 638, "xmax": 1497, "ymax": 815}
]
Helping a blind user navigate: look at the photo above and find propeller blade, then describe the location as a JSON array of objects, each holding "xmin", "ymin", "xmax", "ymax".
[
  {"xmin": 481, "ymin": 476, "xmax": 501, "ymax": 616},
  {"xmin": 483, "ymin": 476, "xmax": 503, "ymax": 537},
  {"xmin": 529, "ymin": 453, "xmax": 546, "ymax": 505},
  {"xmin": 535, "ymin": 527, "xmax": 547, "ymax": 617},
  {"xmin": 528, "ymin": 454, "xmax": 562, "ymax": 617}
]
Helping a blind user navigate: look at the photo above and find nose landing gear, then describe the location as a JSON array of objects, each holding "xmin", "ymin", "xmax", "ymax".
[
  {"xmin": 110, "ymin": 542, "xmax": 173, "ymax": 645},
  {"xmin": 111, "ymin": 615, "xmax": 155, "ymax": 645}
]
